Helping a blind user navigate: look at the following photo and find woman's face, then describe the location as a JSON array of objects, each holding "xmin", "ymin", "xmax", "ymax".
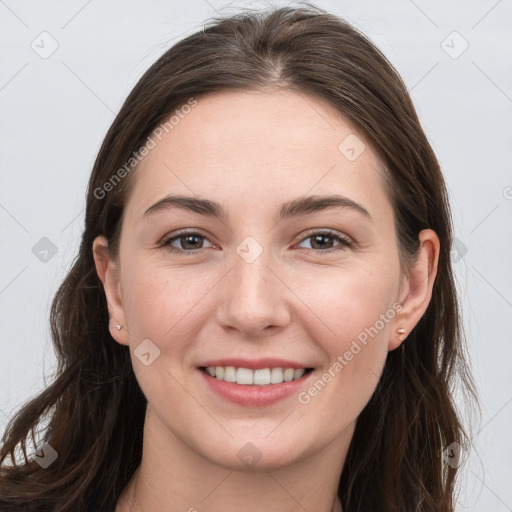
[{"xmin": 97, "ymin": 89, "xmax": 415, "ymax": 470}]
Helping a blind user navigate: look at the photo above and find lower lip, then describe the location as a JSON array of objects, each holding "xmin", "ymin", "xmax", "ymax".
[{"xmin": 198, "ymin": 368, "xmax": 314, "ymax": 407}]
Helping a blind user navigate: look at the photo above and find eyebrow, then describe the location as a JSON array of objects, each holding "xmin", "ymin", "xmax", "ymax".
[{"xmin": 143, "ymin": 193, "xmax": 372, "ymax": 222}]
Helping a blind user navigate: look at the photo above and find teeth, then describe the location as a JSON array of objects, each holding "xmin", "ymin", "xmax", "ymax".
[
  {"xmin": 204, "ymin": 366, "xmax": 308, "ymax": 385},
  {"xmin": 254, "ymin": 368, "xmax": 271, "ymax": 385},
  {"xmin": 270, "ymin": 368, "xmax": 283, "ymax": 384},
  {"xmin": 283, "ymin": 368, "xmax": 295, "ymax": 382},
  {"xmin": 294, "ymin": 368, "xmax": 305, "ymax": 380},
  {"xmin": 237, "ymin": 367, "xmax": 253, "ymax": 385},
  {"xmin": 224, "ymin": 366, "xmax": 236, "ymax": 383}
]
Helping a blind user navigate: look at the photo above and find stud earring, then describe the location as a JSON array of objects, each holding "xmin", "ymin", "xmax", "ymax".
[
  {"xmin": 397, "ymin": 328, "xmax": 406, "ymax": 341},
  {"xmin": 116, "ymin": 324, "xmax": 123, "ymax": 330}
]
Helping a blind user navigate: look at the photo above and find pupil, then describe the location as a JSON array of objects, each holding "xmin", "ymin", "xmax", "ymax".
[
  {"xmin": 183, "ymin": 235, "xmax": 201, "ymax": 249},
  {"xmin": 312, "ymin": 235, "xmax": 332, "ymax": 249}
]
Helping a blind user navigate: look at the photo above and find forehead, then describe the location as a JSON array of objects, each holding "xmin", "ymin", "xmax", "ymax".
[{"xmin": 125, "ymin": 89, "xmax": 391, "ymax": 222}]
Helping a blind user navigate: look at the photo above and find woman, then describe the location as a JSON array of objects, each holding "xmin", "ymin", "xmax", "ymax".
[{"xmin": 0, "ymin": 4, "xmax": 477, "ymax": 511}]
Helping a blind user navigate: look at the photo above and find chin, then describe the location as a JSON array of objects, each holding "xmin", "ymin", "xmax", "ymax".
[{"xmin": 196, "ymin": 434, "xmax": 315, "ymax": 472}]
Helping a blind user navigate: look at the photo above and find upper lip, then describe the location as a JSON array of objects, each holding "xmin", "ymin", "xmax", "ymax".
[{"xmin": 199, "ymin": 358, "xmax": 313, "ymax": 370}]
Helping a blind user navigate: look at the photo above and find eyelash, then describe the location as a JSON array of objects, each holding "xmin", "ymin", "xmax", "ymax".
[{"xmin": 159, "ymin": 229, "xmax": 353, "ymax": 256}]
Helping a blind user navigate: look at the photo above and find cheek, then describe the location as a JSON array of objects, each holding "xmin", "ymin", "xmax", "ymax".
[
  {"xmin": 296, "ymin": 262, "xmax": 398, "ymax": 346},
  {"xmin": 120, "ymin": 266, "xmax": 204, "ymax": 404},
  {"xmin": 121, "ymin": 261, "xmax": 209, "ymax": 340},
  {"xmin": 293, "ymin": 267, "xmax": 396, "ymax": 409}
]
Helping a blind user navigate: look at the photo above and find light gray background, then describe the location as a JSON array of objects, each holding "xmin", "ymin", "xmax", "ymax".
[{"xmin": 1, "ymin": 1, "xmax": 511, "ymax": 510}]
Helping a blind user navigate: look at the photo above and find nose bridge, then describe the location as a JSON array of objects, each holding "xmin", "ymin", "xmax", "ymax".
[{"xmin": 216, "ymin": 237, "xmax": 290, "ymax": 336}]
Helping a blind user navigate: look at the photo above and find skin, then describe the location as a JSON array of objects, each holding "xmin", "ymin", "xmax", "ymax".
[{"xmin": 93, "ymin": 89, "xmax": 439, "ymax": 512}]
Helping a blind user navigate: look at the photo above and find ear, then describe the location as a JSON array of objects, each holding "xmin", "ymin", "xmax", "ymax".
[
  {"xmin": 389, "ymin": 229, "xmax": 440, "ymax": 351},
  {"xmin": 92, "ymin": 235, "xmax": 129, "ymax": 346}
]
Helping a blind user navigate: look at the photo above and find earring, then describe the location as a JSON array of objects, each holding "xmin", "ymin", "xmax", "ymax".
[
  {"xmin": 397, "ymin": 328, "xmax": 406, "ymax": 341},
  {"xmin": 116, "ymin": 324, "xmax": 123, "ymax": 330}
]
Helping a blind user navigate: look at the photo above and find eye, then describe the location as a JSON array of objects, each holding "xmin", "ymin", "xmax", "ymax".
[
  {"xmin": 296, "ymin": 230, "xmax": 353, "ymax": 254},
  {"xmin": 160, "ymin": 230, "xmax": 215, "ymax": 254},
  {"xmin": 159, "ymin": 229, "xmax": 353, "ymax": 256}
]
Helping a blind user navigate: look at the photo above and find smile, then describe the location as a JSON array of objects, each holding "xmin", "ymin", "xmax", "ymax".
[{"xmin": 198, "ymin": 366, "xmax": 315, "ymax": 407}]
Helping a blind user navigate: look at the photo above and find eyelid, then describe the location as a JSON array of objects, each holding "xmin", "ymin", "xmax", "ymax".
[
  {"xmin": 296, "ymin": 228, "xmax": 352, "ymax": 243},
  {"xmin": 160, "ymin": 226, "xmax": 208, "ymax": 239}
]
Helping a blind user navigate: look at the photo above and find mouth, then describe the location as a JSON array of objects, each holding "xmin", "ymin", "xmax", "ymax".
[{"xmin": 198, "ymin": 366, "xmax": 314, "ymax": 385}]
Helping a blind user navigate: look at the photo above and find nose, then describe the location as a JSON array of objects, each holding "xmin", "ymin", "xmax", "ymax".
[{"xmin": 215, "ymin": 249, "xmax": 291, "ymax": 339}]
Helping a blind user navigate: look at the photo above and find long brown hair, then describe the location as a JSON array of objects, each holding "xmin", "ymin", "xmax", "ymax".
[{"xmin": 0, "ymin": 4, "xmax": 478, "ymax": 511}]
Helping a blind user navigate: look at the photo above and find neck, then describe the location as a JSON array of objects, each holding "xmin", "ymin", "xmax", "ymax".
[
  {"xmin": 117, "ymin": 407, "xmax": 351, "ymax": 512},
  {"xmin": 121, "ymin": 477, "xmax": 343, "ymax": 512}
]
